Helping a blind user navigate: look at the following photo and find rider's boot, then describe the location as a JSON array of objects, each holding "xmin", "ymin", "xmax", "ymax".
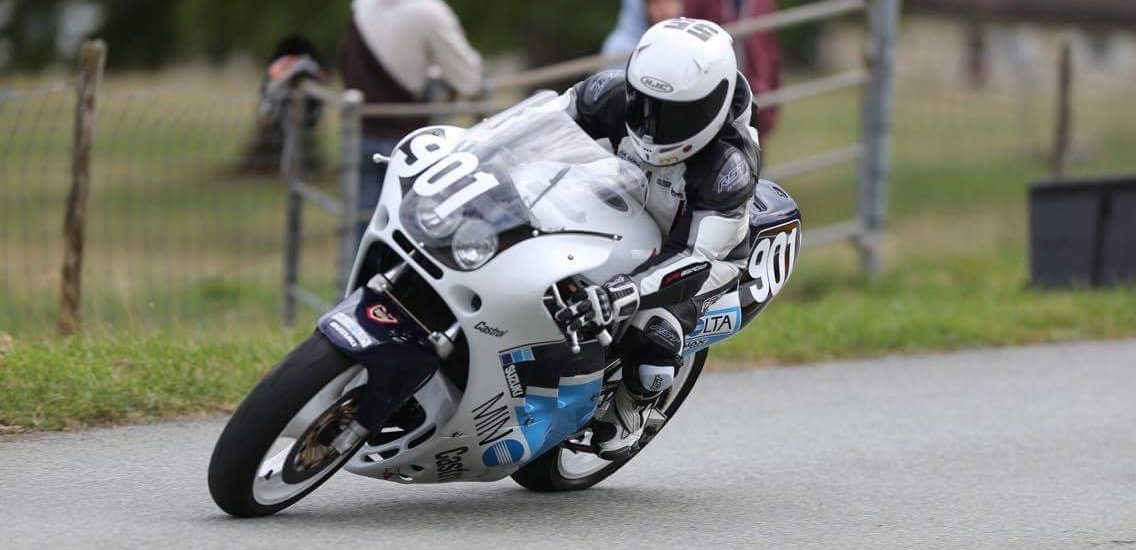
[
  {"xmin": 592, "ymin": 312, "xmax": 684, "ymax": 459},
  {"xmin": 592, "ymin": 362, "xmax": 674, "ymax": 460}
]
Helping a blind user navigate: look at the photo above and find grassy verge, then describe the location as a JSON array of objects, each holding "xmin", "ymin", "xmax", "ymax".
[
  {"xmin": 717, "ymin": 249, "xmax": 1136, "ymax": 365},
  {"xmin": 0, "ymin": 329, "xmax": 302, "ymax": 432},
  {"xmin": 5, "ymin": 258, "xmax": 1134, "ymax": 432}
]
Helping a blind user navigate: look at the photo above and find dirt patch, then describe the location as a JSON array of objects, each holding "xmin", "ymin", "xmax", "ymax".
[{"xmin": 0, "ymin": 332, "xmax": 13, "ymax": 356}]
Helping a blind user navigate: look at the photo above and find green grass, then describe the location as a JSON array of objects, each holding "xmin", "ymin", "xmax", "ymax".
[
  {"xmin": 2, "ymin": 59, "xmax": 1136, "ymax": 431},
  {"xmin": 717, "ymin": 250, "xmax": 1136, "ymax": 365},
  {"xmin": 1, "ymin": 76, "xmax": 344, "ymax": 335},
  {"xmin": 6, "ymin": 249, "xmax": 1133, "ymax": 431},
  {"xmin": 0, "ymin": 329, "xmax": 303, "ymax": 432}
]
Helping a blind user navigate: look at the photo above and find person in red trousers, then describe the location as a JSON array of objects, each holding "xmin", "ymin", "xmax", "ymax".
[{"xmin": 683, "ymin": 0, "xmax": 783, "ymax": 136}]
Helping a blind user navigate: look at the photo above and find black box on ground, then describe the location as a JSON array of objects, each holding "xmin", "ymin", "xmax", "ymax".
[{"xmin": 1029, "ymin": 175, "xmax": 1136, "ymax": 288}]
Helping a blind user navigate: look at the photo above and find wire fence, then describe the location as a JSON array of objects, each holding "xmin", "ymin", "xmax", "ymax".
[
  {"xmin": 3, "ymin": 1, "xmax": 1135, "ymax": 339},
  {"xmin": 1, "ymin": 73, "xmax": 344, "ymax": 335}
]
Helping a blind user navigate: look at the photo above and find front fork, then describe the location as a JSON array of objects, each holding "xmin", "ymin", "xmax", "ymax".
[{"xmin": 316, "ymin": 262, "xmax": 461, "ymax": 442}]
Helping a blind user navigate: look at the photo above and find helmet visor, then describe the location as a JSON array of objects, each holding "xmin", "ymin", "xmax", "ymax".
[{"xmin": 626, "ymin": 79, "xmax": 729, "ymax": 145}]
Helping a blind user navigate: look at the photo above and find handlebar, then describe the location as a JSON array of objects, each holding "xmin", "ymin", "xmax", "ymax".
[{"xmin": 550, "ymin": 283, "xmax": 612, "ymax": 354}]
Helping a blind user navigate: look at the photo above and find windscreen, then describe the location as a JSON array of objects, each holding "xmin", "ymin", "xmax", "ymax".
[{"xmin": 398, "ymin": 92, "xmax": 648, "ymax": 270}]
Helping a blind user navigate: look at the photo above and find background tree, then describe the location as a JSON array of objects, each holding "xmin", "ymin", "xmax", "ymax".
[
  {"xmin": 1, "ymin": 0, "xmax": 64, "ymax": 71},
  {"xmin": 98, "ymin": 0, "xmax": 178, "ymax": 68},
  {"xmin": 1, "ymin": 0, "xmax": 822, "ymax": 73}
]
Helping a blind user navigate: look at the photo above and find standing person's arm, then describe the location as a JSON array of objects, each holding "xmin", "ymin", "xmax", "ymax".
[
  {"xmin": 603, "ymin": 0, "xmax": 649, "ymax": 56},
  {"xmin": 423, "ymin": 2, "xmax": 483, "ymax": 96}
]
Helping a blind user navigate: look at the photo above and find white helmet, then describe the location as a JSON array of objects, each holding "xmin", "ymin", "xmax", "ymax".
[{"xmin": 625, "ymin": 18, "xmax": 737, "ymax": 166}]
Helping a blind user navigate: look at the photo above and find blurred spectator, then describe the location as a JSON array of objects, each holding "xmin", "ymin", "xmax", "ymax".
[
  {"xmin": 240, "ymin": 35, "xmax": 328, "ymax": 174},
  {"xmin": 338, "ymin": 0, "xmax": 483, "ymax": 220},
  {"xmin": 684, "ymin": 0, "xmax": 783, "ymax": 135},
  {"xmin": 601, "ymin": 0, "xmax": 685, "ymax": 59}
]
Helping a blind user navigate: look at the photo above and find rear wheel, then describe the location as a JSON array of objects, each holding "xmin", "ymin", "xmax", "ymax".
[
  {"xmin": 511, "ymin": 349, "xmax": 708, "ymax": 492},
  {"xmin": 208, "ymin": 332, "xmax": 366, "ymax": 517}
]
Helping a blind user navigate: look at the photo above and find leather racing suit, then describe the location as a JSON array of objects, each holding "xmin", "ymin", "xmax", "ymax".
[{"xmin": 563, "ymin": 69, "xmax": 762, "ymax": 397}]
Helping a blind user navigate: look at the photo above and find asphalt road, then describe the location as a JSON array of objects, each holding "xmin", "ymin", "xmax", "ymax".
[{"xmin": 2, "ymin": 340, "xmax": 1135, "ymax": 549}]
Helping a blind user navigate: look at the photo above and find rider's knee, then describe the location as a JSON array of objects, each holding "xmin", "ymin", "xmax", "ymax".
[
  {"xmin": 625, "ymin": 312, "xmax": 683, "ymax": 398},
  {"xmin": 632, "ymin": 309, "xmax": 684, "ymax": 356}
]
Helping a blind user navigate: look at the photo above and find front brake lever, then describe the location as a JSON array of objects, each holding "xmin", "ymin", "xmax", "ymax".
[
  {"xmin": 550, "ymin": 283, "xmax": 583, "ymax": 354},
  {"xmin": 567, "ymin": 331, "xmax": 582, "ymax": 355}
]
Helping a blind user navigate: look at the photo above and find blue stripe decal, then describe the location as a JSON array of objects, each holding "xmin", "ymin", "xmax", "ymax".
[
  {"xmin": 482, "ymin": 439, "xmax": 525, "ymax": 467},
  {"xmin": 500, "ymin": 347, "xmax": 535, "ymax": 366},
  {"xmin": 517, "ymin": 377, "xmax": 604, "ymax": 460}
]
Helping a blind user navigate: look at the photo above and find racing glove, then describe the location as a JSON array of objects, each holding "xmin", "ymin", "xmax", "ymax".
[{"xmin": 555, "ymin": 274, "xmax": 640, "ymax": 332}]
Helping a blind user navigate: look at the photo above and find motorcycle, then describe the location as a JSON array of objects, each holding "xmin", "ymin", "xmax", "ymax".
[{"xmin": 208, "ymin": 92, "xmax": 800, "ymax": 517}]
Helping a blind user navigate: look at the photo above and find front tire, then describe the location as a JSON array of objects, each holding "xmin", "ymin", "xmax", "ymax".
[
  {"xmin": 208, "ymin": 332, "xmax": 364, "ymax": 517},
  {"xmin": 511, "ymin": 350, "xmax": 708, "ymax": 492}
]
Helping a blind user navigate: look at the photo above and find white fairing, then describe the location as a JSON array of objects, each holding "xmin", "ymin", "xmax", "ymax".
[
  {"xmin": 342, "ymin": 94, "xmax": 664, "ymax": 483},
  {"xmin": 512, "ymin": 160, "xmax": 660, "ymax": 282}
]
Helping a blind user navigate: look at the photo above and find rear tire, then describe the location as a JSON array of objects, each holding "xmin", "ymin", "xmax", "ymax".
[
  {"xmin": 511, "ymin": 350, "xmax": 708, "ymax": 492},
  {"xmin": 208, "ymin": 332, "xmax": 362, "ymax": 517}
]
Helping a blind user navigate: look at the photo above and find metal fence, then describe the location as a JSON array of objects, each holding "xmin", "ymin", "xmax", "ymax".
[
  {"xmin": 1, "ymin": 63, "xmax": 343, "ymax": 335},
  {"xmin": 283, "ymin": 0, "xmax": 902, "ymax": 322},
  {"xmin": 0, "ymin": 0, "xmax": 901, "ymax": 335}
]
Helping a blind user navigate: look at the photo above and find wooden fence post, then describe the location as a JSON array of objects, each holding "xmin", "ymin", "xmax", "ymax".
[
  {"xmin": 59, "ymin": 40, "xmax": 107, "ymax": 336},
  {"xmin": 1050, "ymin": 38, "xmax": 1074, "ymax": 181}
]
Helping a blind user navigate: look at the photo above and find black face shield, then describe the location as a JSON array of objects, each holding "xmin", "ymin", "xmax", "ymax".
[{"xmin": 625, "ymin": 79, "xmax": 729, "ymax": 145}]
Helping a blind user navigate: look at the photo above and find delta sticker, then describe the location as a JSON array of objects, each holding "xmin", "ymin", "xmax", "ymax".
[
  {"xmin": 482, "ymin": 439, "xmax": 525, "ymax": 467},
  {"xmin": 684, "ymin": 291, "xmax": 742, "ymax": 354}
]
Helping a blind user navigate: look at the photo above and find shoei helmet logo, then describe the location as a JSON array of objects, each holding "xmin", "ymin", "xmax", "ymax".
[{"xmin": 639, "ymin": 75, "xmax": 674, "ymax": 94}]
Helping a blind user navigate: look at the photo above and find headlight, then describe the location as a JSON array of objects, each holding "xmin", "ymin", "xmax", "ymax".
[
  {"xmin": 451, "ymin": 219, "xmax": 498, "ymax": 269},
  {"xmin": 415, "ymin": 197, "xmax": 461, "ymax": 239}
]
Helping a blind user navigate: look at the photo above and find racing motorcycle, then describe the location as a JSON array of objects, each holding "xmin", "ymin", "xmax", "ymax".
[{"xmin": 208, "ymin": 92, "xmax": 801, "ymax": 517}]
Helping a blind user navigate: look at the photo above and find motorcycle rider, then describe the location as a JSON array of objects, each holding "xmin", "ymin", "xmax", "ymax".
[{"xmin": 555, "ymin": 18, "xmax": 762, "ymax": 459}]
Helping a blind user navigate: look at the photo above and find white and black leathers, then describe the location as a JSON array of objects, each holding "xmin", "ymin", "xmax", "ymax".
[{"xmin": 564, "ymin": 69, "xmax": 762, "ymax": 372}]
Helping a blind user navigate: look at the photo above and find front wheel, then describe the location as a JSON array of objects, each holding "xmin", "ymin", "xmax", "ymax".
[
  {"xmin": 208, "ymin": 332, "xmax": 366, "ymax": 517},
  {"xmin": 510, "ymin": 349, "xmax": 708, "ymax": 492}
]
